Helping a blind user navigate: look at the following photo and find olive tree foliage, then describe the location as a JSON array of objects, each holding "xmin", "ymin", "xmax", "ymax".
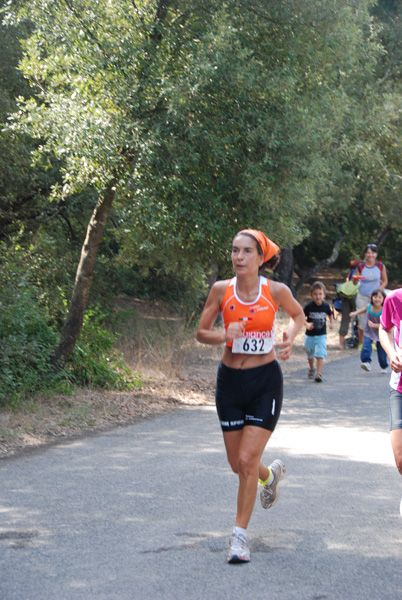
[
  {"xmin": 0, "ymin": 3, "xmax": 48, "ymax": 241},
  {"xmin": 3, "ymin": 0, "xmax": 387, "ymax": 362},
  {"xmin": 126, "ymin": 0, "xmax": 385, "ymax": 273},
  {"xmin": 370, "ymin": 0, "xmax": 402, "ymax": 235},
  {"xmin": 5, "ymin": 0, "xmax": 189, "ymax": 365},
  {"xmin": 361, "ymin": 0, "xmax": 402, "ymax": 280},
  {"xmin": 292, "ymin": 0, "xmax": 402, "ymax": 287}
]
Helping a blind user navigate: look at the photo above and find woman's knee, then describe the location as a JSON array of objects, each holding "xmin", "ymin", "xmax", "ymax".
[
  {"xmin": 227, "ymin": 455, "xmax": 239, "ymax": 474},
  {"xmin": 237, "ymin": 450, "xmax": 259, "ymax": 477}
]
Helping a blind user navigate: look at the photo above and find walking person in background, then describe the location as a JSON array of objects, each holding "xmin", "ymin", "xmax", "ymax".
[
  {"xmin": 350, "ymin": 288, "xmax": 388, "ymax": 372},
  {"xmin": 196, "ymin": 229, "xmax": 304, "ymax": 563},
  {"xmin": 379, "ymin": 289, "xmax": 402, "ymax": 516},
  {"xmin": 303, "ymin": 281, "xmax": 334, "ymax": 382},
  {"xmin": 355, "ymin": 244, "xmax": 388, "ymax": 347},
  {"xmin": 338, "ymin": 259, "xmax": 360, "ymax": 349}
]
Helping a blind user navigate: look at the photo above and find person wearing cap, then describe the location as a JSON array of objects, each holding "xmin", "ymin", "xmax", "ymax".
[
  {"xmin": 355, "ymin": 244, "xmax": 388, "ymax": 346},
  {"xmin": 196, "ymin": 229, "xmax": 304, "ymax": 564}
]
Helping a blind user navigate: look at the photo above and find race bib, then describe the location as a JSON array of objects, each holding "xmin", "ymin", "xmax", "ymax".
[{"xmin": 232, "ymin": 331, "xmax": 274, "ymax": 354}]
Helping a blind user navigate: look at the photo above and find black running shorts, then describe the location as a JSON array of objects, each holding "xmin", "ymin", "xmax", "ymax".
[{"xmin": 215, "ymin": 360, "xmax": 283, "ymax": 432}]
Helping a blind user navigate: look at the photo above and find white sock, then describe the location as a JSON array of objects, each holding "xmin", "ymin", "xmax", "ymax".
[{"xmin": 233, "ymin": 526, "xmax": 247, "ymax": 538}]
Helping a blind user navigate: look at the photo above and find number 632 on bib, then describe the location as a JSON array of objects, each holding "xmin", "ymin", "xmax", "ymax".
[{"xmin": 232, "ymin": 333, "xmax": 274, "ymax": 355}]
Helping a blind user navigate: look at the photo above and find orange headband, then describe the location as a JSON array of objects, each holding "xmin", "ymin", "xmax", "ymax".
[{"xmin": 238, "ymin": 229, "xmax": 280, "ymax": 262}]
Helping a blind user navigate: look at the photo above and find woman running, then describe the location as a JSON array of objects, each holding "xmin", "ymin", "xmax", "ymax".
[
  {"xmin": 379, "ymin": 288, "xmax": 402, "ymax": 516},
  {"xmin": 196, "ymin": 229, "xmax": 304, "ymax": 563}
]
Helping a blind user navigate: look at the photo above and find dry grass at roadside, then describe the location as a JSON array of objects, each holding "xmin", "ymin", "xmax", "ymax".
[{"xmin": 0, "ymin": 270, "xmax": 357, "ymax": 458}]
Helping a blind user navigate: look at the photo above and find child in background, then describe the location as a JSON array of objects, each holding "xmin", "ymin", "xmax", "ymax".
[
  {"xmin": 304, "ymin": 282, "xmax": 334, "ymax": 383},
  {"xmin": 350, "ymin": 288, "xmax": 388, "ymax": 373}
]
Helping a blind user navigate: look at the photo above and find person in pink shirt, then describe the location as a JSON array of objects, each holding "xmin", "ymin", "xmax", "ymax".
[{"xmin": 379, "ymin": 288, "xmax": 402, "ymax": 515}]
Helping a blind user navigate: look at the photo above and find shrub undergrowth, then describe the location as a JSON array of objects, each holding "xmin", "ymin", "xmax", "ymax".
[
  {"xmin": 67, "ymin": 309, "xmax": 143, "ymax": 390},
  {"xmin": 0, "ymin": 242, "xmax": 141, "ymax": 409},
  {"xmin": 0, "ymin": 272, "xmax": 63, "ymax": 407}
]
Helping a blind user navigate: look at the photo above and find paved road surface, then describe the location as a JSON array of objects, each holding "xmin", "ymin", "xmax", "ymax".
[{"xmin": 1, "ymin": 354, "xmax": 401, "ymax": 599}]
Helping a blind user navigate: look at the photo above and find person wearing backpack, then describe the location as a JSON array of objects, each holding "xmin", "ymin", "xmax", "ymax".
[
  {"xmin": 338, "ymin": 259, "xmax": 360, "ymax": 349},
  {"xmin": 355, "ymin": 244, "xmax": 388, "ymax": 347}
]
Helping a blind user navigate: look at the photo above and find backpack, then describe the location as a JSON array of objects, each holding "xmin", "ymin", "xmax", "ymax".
[
  {"xmin": 333, "ymin": 284, "xmax": 342, "ymax": 312},
  {"xmin": 337, "ymin": 280, "xmax": 359, "ymax": 299},
  {"xmin": 356, "ymin": 260, "xmax": 384, "ymax": 274}
]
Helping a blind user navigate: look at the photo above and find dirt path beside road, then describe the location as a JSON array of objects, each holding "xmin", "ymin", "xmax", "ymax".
[{"xmin": 0, "ymin": 276, "xmax": 354, "ymax": 459}]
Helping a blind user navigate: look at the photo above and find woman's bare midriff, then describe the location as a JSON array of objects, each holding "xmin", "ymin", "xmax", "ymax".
[{"xmin": 221, "ymin": 346, "xmax": 276, "ymax": 369}]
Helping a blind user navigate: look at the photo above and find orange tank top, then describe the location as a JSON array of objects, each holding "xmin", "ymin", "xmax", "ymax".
[{"xmin": 220, "ymin": 276, "xmax": 278, "ymax": 354}]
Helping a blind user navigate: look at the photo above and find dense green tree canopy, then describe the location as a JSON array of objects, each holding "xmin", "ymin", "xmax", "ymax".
[
  {"xmin": 291, "ymin": 0, "xmax": 402, "ymax": 282},
  {"xmin": 1, "ymin": 0, "xmax": 402, "ymax": 373},
  {"xmin": 5, "ymin": 0, "xmax": 390, "ymax": 258}
]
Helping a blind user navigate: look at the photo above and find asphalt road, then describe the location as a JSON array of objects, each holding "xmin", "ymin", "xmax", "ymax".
[{"xmin": 1, "ymin": 353, "xmax": 401, "ymax": 600}]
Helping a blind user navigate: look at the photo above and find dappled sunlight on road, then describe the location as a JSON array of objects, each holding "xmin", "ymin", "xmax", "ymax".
[{"xmin": 270, "ymin": 423, "xmax": 394, "ymax": 465}]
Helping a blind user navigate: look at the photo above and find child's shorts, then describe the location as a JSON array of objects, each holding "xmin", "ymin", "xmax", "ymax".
[{"xmin": 304, "ymin": 335, "xmax": 327, "ymax": 359}]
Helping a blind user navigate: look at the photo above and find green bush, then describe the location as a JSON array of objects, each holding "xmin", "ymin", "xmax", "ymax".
[
  {"xmin": 0, "ymin": 242, "xmax": 141, "ymax": 407},
  {"xmin": 67, "ymin": 309, "xmax": 142, "ymax": 390},
  {"xmin": 0, "ymin": 274, "xmax": 65, "ymax": 407}
]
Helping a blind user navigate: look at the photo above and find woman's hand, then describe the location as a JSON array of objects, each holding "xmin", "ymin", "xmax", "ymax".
[
  {"xmin": 270, "ymin": 281, "xmax": 304, "ymax": 360},
  {"xmin": 275, "ymin": 331, "xmax": 293, "ymax": 361},
  {"xmin": 390, "ymin": 352, "xmax": 402, "ymax": 374},
  {"xmin": 225, "ymin": 321, "xmax": 245, "ymax": 342}
]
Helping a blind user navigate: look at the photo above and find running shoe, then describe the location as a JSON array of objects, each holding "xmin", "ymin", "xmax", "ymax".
[
  {"xmin": 260, "ymin": 459, "xmax": 286, "ymax": 509},
  {"xmin": 227, "ymin": 532, "xmax": 250, "ymax": 563},
  {"xmin": 381, "ymin": 368, "xmax": 389, "ymax": 374},
  {"xmin": 361, "ymin": 362, "xmax": 371, "ymax": 372}
]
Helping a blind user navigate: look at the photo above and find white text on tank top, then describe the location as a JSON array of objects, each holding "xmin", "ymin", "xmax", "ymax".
[{"xmin": 227, "ymin": 278, "xmax": 276, "ymax": 355}]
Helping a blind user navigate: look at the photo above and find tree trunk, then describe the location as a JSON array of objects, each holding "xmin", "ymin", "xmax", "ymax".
[
  {"xmin": 50, "ymin": 184, "xmax": 116, "ymax": 367},
  {"xmin": 274, "ymin": 248, "xmax": 295, "ymax": 294},
  {"xmin": 294, "ymin": 238, "xmax": 342, "ymax": 295},
  {"xmin": 375, "ymin": 224, "xmax": 393, "ymax": 248},
  {"xmin": 50, "ymin": 1, "xmax": 171, "ymax": 369}
]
